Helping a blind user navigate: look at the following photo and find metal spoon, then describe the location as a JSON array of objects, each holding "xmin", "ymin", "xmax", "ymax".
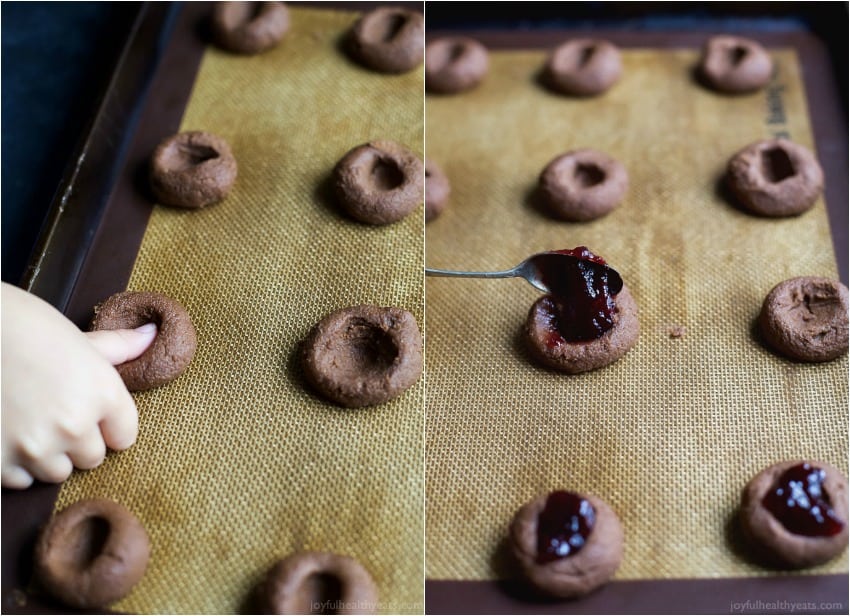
[{"xmin": 425, "ymin": 251, "xmax": 623, "ymax": 295}]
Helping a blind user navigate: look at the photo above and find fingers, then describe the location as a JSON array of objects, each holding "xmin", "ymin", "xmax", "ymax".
[
  {"xmin": 85, "ymin": 323, "xmax": 157, "ymax": 366},
  {"xmin": 28, "ymin": 453, "xmax": 74, "ymax": 484},
  {"xmin": 5, "ymin": 421, "xmax": 114, "ymax": 488},
  {"xmin": 99, "ymin": 389, "xmax": 139, "ymax": 451},
  {"xmin": 67, "ymin": 429, "xmax": 107, "ymax": 470},
  {"xmin": 2, "ymin": 465, "xmax": 34, "ymax": 489}
]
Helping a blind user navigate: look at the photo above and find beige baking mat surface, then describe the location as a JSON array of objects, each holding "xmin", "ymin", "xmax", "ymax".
[
  {"xmin": 425, "ymin": 48, "xmax": 848, "ymax": 581},
  {"xmin": 56, "ymin": 7, "xmax": 423, "ymax": 614}
]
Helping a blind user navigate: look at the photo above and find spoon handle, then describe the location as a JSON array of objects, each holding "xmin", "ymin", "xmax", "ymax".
[{"xmin": 425, "ymin": 267, "xmax": 518, "ymax": 279}]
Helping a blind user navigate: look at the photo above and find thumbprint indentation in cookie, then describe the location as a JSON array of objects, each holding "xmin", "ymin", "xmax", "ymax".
[
  {"xmin": 370, "ymin": 157, "xmax": 405, "ymax": 191},
  {"xmin": 574, "ymin": 163, "xmax": 606, "ymax": 188},
  {"xmin": 167, "ymin": 143, "xmax": 220, "ymax": 171},
  {"xmin": 358, "ymin": 9, "xmax": 411, "ymax": 44},
  {"xmin": 761, "ymin": 146, "xmax": 795, "ymax": 183},
  {"xmin": 343, "ymin": 318, "xmax": 399, "ymax": 376},
  {"xmin": 377, "ymin": 13, "xmax": 407, "ymax": 42},
  {"xmin": 430, "ymin": 42, "xmax": 463, "ymax": 71},
  {"xmin": 66, "ymin": 516, "xmax": 110, "ymax": 568},
  {"xmin": 303, "ymin": 573, "xmax": 344, "ymax": 609},
  {"xmin": 246, "ymin": 2, "xmax": 265, "ymax": 23},
  {"xmin": 785, "ymin": 282, "xmax": 843, "ymax": 329},
  {"xmin": 578, "ymin": 44, "xmax": 596, "ymax": 67},
  {"xmin": 728, "ymin": 45, "xmax": 749, "ymax": 66}
]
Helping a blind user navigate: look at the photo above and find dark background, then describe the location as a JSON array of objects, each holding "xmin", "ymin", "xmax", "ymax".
[
  {"xmin": 2, "ymin": 2, "xmax": 142, "ymax": 284},
  {"xmin": 2, "ymin": 1, "xmax": 847, "ymax": 286}
]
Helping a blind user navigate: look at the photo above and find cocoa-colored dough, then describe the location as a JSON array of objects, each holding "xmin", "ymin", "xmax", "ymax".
[
  {"xmin": 256, "ymin": 552, "xmax": 378, "ymax": 615},
  {"xmin": 525, "ymin": 285, "xmax": 640, "ymax": 374},
  {"xmin": 726, "ymin": 138, "xmax": 823, "ymax": 217},
  {"xmin": 90, "ymin": 291, "xmax": 198, "ymax": 391},
  {"xmin": 740, "ymin": 460, "xmax": 849, "ymax": 568},
  {"xmin": 302, "ymin": 305, "xmax": 423, "ymax": 408},
  {"xmin": 211, "ymin": 2, "xmax": 289, "ymax": 55},
  {"xmin": 542, "ymin": 39, "xmax": 622, "ymax": 97},
  {"xmin": 35, "ymin": 499, "xmax": 150, "ymax": 610},
  {"xmin": 425, "ymin": 158, "xmax": 450, "ymax": 222},
  {"xmin": 425, "ymin": 37, "xmax": 489, "ymax": 94},
  {"xmin": 333, "ymin": 140, "xmax": 424, "ymax": 225},
  {"xmin": 150, "ymin": 131, "xmax": 238, "ymax": 209},
  {"xmin": 347, "ymin": 7, "xmax": 424, "ymax": 74},
  {"xmin": 758, "ymin": 277, "xmax": 849, "ymax": 362},
  {"xmin": 510, "ymin": 492, "xmax": 624, "ymax": 598},
  {"xmin": 699, "ymin": 35, "xmax": 773, "ymax": 94},
  {"xmin": 538, "ymin": 149, "xmax": 628, "ymax": 221}
]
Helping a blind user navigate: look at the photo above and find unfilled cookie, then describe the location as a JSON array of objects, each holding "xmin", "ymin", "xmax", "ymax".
[
  {"xmin": 510, "ymin": 491, "xmax": 624, "ymax": 598},
  {"xmin": 333, "ymin": 140, "xmax": 424, "ymax": 225},
  {"xmin": 726, "ymin": 138, "xmax": 823, "ymax": 217},
  {"xmin": 699, "ymin": 35, "xmax": 773, "ymax": 93},
  {"xmin": 149, "ymin": 131, "xmax": 238, "ymax": 209},
  {"xmin": 542, "ymin": 39, "xmax": 622, "ymax": 96},
  {"xmin": 211, "ymin": 2, "xmax": 289, "ymax": 54},
  {"xmin": 90, "ymin": 291, "xmax": 198, "ymax": 391},
  {"xmin": 35, "ymin": 499, "xmax": 150, "ymax": 609},
  {"xmin": 740, "ymin": 460, "xmax": 848, "ymax": 568},
  {"xmin": 538, "ymin": 149, "xmax": 628, "ymax": 221},
  {"xmin": 255, "ymin": 552, "xmax": 378, "ymax": 615},
  {"xmin": 425, "ymin": 37, "xmax": 489, "ymax": 94},
  {"xmin": 302, "ymin": 305, "xmax": 423, "ymax": 408},
  {"xmin": 424, "ymin": 158, "xmax": 450, "ymax": 222},
  {"xmin": 347, "ymin": 7, "xmax": 424, "ymax": 73},
  {"xmin": 758, "ymin": 276, "xmax": 849, "ymax": 362}
]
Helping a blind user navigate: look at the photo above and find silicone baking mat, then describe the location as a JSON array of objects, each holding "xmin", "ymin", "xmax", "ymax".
[
  {"xmin": 54, "ymin": 7, "xmax": 424, "ymax": 614},
  {"xmin": 424, "ymin": 46, "xmax": 848, "ymax": 585}
]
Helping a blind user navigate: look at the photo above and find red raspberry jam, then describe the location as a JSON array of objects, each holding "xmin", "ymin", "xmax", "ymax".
[
  {"xmin": 536, "ymin": 491, "xmax": 596, "ymax": 564},
  {"xmin": 535, "ymin": 247, "xmax": 621, "ymax": 343},
  {"xmin": 762, "ymin": 463, "xmax": 844, "ymax": 537}
]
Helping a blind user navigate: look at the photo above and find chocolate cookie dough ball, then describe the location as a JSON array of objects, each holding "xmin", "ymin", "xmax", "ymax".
[
  {"xmin": 302, "ymin": 305, "xmax": 423, "ymax": 408},
  {"xmin": 91, "ymin": 291, "xmax": 198, "ymax": 391},
  {"xmin": 425, "ymin": 37, "xmax": 489, "ymax": 94},
  {"xmin": 35, "ymin": 499, "xmax": 150, "ymax": 609},
  {"xmin": 333, "ymin": 140, "xmax": 424, "ymax": 225},
  {"xmin": 211, "ymin": 2, "xmax": 289, "ymax": 55},
  {"xmin": 510, "ymin": 491, "xmax": 624, "ymax": 598},
  {"xmin": 699, "ymin": 35, "xmax": 773, "ymax": 94},
  {"xmin": 741, "ymin": 461, "xmax": 848, "ymax": 568},
  {"xmin": 543, "ymin": 39, "xmax": 622, "ymax": 97},
  {"xmin": 150, "ymin": 131, "xmax": 238, "ymax": 209},
  {"xmin": 425, "ymin": 158, "xmax": 450, "ymax": 222},
  {"xmin": 726, "ymin": 138, "xmax": 823, "ymax": 217},
  {"xmin": 758, "ymin": 277, "xmax": 849, "ymax": 362},
  {"xmin": 347, "ymin": 7, "xmax": 424, "ymax": 73},
  {"xmin": 538, "ymin": 149, "xmax": 628, "ymax": 221},
  {"xmin": 256, "ymin": 552, "xmax": 378, "ymax": 615}
]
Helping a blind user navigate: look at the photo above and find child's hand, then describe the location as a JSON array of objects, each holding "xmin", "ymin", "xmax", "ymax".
[{"xmin": 1, "ymin": 283, "xmax": 156, "ymax": 489}]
